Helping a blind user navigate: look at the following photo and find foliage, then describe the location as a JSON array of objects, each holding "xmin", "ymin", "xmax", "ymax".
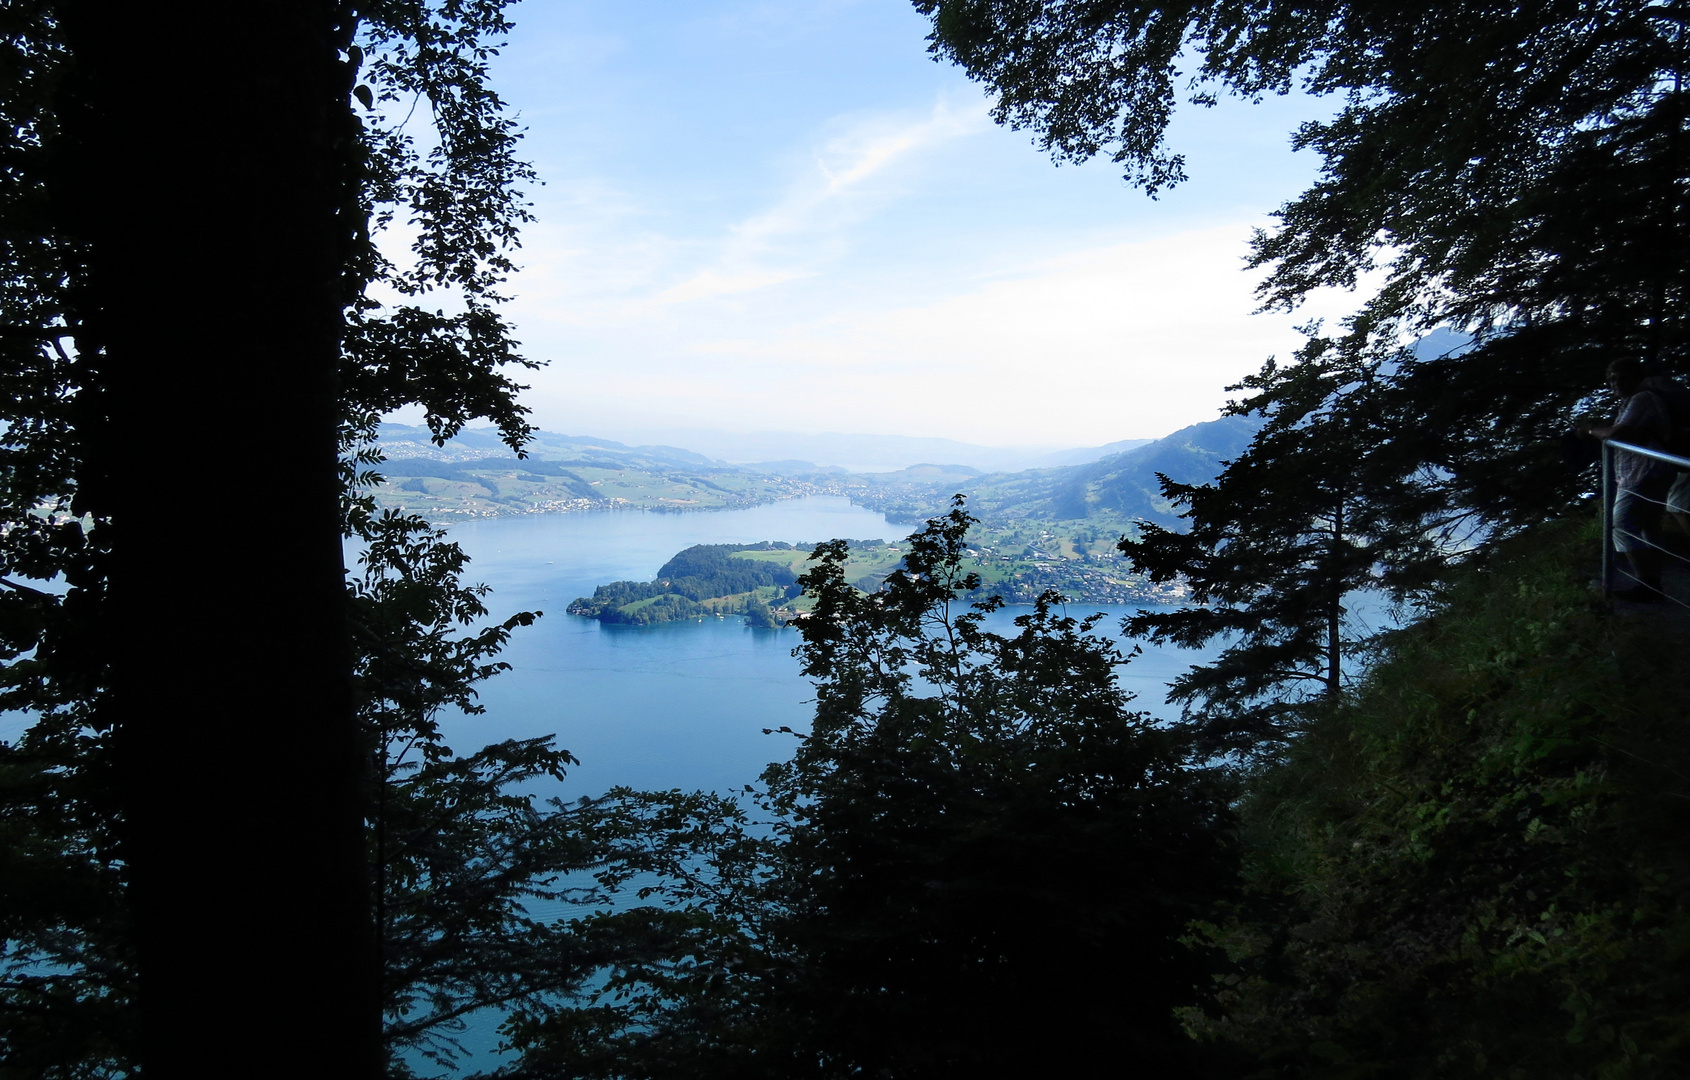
[
  {"xmin": 0, "ymin": 452, "xmax": 605, "ymax": 1080},
  {"xmin": 509, "ymin": 500, "xmax": 1239, "ymax": 1078},
  {"xmin": 1118, "ymin": 351, "xmax": 1390, "ymax": 756},
  {"xmin": 568, "ymin": 544, "xmax": 800, "ymax": 624},
  {"xmin": 341, "ymin": 0, "xmax": 540, "ymax": 448},
  {"xmin": 916, "ymin": 0, "xmax": 1690, "ymax": 734},
  {"xmin": 652, "ymin": 545, "xmax": 799, "ymax": 601},
  {"xmin": 919, "ymin": 8, "xmax": 1690, "ymax": 1070},
  {"xmin": 0, "ymin": 706, "xmax": 130, "ymax": 1079},
  {"xmin": 741, "ymin": 594, "xmax": 779, "ymax": 628},
  {"xmin": 347, "ymin": 505, "xmax": 604, "ymax": 1077},
  {"xmin": 0, "ymin": 0, "xmax": 547, "ymax": 1073},
  {"xmin": 1187, "ymin": 522, "xmax": 1690, "ymax": 1078},
  {"xmin": 504, "ymin": 787, "xmax": 782, "ymax": 1080}
]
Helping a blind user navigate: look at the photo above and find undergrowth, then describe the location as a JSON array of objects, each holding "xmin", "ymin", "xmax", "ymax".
[{"xmin": 1187, "ymin": 520, "xmax": 1690, "ymax": 1079}]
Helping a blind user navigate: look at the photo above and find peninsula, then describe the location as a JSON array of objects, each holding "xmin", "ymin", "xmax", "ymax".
[{"xmin": 567, "ymin": 530, "xmax": 1186, "ymax": 628}]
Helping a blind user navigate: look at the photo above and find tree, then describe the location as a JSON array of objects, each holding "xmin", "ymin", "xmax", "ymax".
[
  {"xmin": 346, "ymin": 507, "xmax": 611, "ymax": 1077},
  {"xmin": 914, "ymin": 0, "xmax": 1690, "ymax": 732},
  {"xmin": 769, "ymin": 502, "xmax": 1237, "ymax": 1077},
  {"xmin": 1186, "ymin": 524, "xmax": 1690, "ymax": 1078},
  {"xmin": 1, "ymin": 468, "xmax": 608, "ymax": 1080},
  {"xmin": 1, "ymin": 0, "xmax": 538, "ymax": 1073},
  {"xmin": 1119, "ymin": 350, "xmax": 1386, "ymax": 755},
  {"xmin": 509, "ymin": 501, "xmax": 1238, "ymax": 1078},
  {"xmin": 55, "ymin": 5, "xmax": 387, "ymax": 1069}
]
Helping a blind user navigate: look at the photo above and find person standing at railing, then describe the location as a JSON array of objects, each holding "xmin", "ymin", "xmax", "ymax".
[
  {"xmin": 1635, "ymin": 370, "xmax": 1690, "ymax": 548},
  {"xmin": 1578, "ymin": 357, "xmax": 1680, "ymax": 600}
]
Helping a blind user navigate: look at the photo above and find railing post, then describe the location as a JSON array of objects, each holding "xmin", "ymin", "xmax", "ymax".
[{"xmin": 1600, "ymin": 439, "xmax": 1614, "ymax": 596}]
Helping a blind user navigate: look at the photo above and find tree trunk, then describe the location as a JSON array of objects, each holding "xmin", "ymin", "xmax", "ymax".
[
  {"xmin": 1326, "ymin": 497, "xmax": 1345, "ymax": 700},
  {"xmin": 57, "ymin": 2, "xmax": 379, "ymax": 1074}
]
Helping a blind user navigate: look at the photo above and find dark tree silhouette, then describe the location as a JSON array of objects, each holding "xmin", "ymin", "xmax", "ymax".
[
  {"xmin": 1119, "ymin": 353, "xmax": 1384, "ymax": 756},
  {"xmin": 509, "ymin": 501, "xmax": 1238, "ymax": 1079},
  {"xmin": 916, "ymin": 0, "xmax": 1690, "ymax": 737},
  {"xmin": 2, "ymin": 0, "xmax": 538, "ymax": 1073},
  {"xmin": 55, "ymin": 4, "xmax": 382, "ymax": 1071}
]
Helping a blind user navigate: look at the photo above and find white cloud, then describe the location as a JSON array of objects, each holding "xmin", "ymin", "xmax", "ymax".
[
  {"xmin": 492, "ymin": 80, "xmax": 1366, "ymax": 449},
  {"xmin": 520, "ymin": 223, "xmax": 1373, "ymax": 446},
  {"xmin": 654, "ymin": 99, "xmax": 987, "ymax": 305},
  {"xmin": 502, "ymin": 99, "xmax": 989, "ymax": 332}
]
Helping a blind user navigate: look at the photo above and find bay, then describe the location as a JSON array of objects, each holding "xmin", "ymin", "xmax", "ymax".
[
  {"xmin": 401, "ymin": 495, "xmax": 1215, "ymax": 1073},
  {"xmin": 431, "ymin": 495, "xmax": 1206, "ymax": 803},
  {"xmin": 432, "ymin": 496, "xmax": 895, "ymax": 801}
]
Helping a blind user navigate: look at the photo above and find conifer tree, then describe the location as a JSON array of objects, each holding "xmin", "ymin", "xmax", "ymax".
[{"xmin": 1119, "ymin": 347, "xmax": 1386, "ymax": 754}]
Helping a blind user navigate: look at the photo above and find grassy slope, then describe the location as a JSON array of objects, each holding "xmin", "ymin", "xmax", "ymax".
[{"xmin": 1191, "ymin": 521, "xmax": 1690, "ymax": 1078}]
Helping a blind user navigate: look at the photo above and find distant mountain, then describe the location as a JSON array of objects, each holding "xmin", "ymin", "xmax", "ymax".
[
  {"xmin": 744, "ymin": 460, "xmax": 850, "ymax": 477},
  {"xmin": 586, "ymin": 428, "xmax": 1071, "ymax": 474},
  {"xmin": 375, "ymin": 423, "xmax": 727, "ymax": 471},
  {"xmin": 367, "ymin": 418, "xmax": 1257, "ymax": 531},
  {"xmin": 1025, "ymin": 438, "xmax": 1156, "ymax": 469},
  {"xmin": 847, "ymin": 415, "xmax": 1261, "ymax": 528},
  {"xmin": 1049, "ymin": 415, "xmax": 1260, "ymax": 524},
  {"xmin": 863, "ymin": 463, "xmax": 983, "ymax": 480},
  {"xmin": 379, "ymin": 423, "xmax": 1165, "ymax": 475}
]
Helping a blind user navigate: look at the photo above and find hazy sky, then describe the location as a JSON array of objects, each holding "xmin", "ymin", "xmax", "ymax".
[{"xmin": 466, "ymin": 0, "xmax": 1357, "ymax": 448}]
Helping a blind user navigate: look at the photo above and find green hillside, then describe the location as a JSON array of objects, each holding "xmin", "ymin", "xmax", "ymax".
[
  {"xmin": 567, "ymin": 541, "xmax": 907, "ymax": 626},
  {"xmin": 1189, "ymin": 522, "xmax": 1690, "ymax": 1074},
  {"xmin": 569, "ymin": 522, "xmax": 1188, "ymax": 627},
  {"xmin": 362, "ymin": 420, "xmax": 1256, "ymax": 576},
  {"xmin": 832, "ymin": 415, "xmax": 1259, "ymax": 528},
  {"xmin": 365, "ymin": 424, "xmax": 814, "ymax": 518}
]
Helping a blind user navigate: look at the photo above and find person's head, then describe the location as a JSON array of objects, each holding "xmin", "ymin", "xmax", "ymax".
[{"xmin": 1607, "ymin": 357, "xmax": 1647, "ymax": 396}]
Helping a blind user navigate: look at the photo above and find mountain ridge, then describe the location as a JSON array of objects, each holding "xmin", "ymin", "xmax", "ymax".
[{"xmin": 364, "ymin": 416, "xmax": 1253, "ymax": 530}]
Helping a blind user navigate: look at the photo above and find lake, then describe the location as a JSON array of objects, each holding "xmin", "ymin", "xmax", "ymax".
[
  {"xmin": 433, "ymin": 495, "xmax": 1208, "ymax": 803},
  {"xmin": 404, "ymin": 495, "xmax": 1214, "ymax": 1072}
]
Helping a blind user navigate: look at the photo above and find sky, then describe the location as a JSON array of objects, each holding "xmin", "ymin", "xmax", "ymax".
[{"xmin": 452, "ymin": 0, "xmax": 1357, "ymax": 449}]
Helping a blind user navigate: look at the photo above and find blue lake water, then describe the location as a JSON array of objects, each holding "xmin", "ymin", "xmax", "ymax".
[
  {"xmin": 432, "ymin": 496, "xmax": 1208, "ymax": 803},
  {"xmin": 0, "ymin": 495, "xmax": 1218, "ymax": 1074},
  {"xmin": 394, "ymin": 496, "xmax": 1215, "ymax": 1073}
]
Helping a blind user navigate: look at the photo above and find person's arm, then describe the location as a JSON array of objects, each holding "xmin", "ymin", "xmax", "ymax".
[{"xmin": 1580, "ymin": 394, "xmax": 1656, "ymax": 442}]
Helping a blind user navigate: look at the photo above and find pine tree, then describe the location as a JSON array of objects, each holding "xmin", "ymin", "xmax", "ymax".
[{"xmin": 1120, "ymin": 348, "xmax": 1385, "ymax": 754}]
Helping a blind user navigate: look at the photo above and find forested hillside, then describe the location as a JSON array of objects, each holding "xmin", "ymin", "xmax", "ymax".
[
  {"xmin": 1186, "ymin": 523, "xmax": 1690, "ymax": 1075},
  {"xmin": 567, "ymin": 540, "xmax": 907, "ymax": 625}
]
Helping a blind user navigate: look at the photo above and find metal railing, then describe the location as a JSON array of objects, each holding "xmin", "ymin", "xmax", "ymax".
[{"xmin": 1600, "ymin": 439, "xmax": 1690, "ymax": 609}]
